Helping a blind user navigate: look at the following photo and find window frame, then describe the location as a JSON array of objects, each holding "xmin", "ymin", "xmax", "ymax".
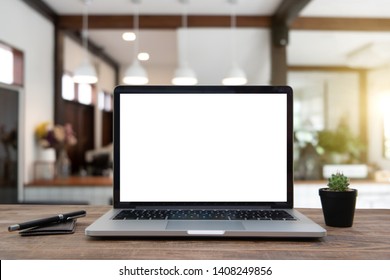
[{"xmin": 0, "ymin": 41, "xmax": 24, "ymax": 87}]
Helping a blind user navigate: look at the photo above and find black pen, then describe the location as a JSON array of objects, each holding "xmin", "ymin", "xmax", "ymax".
[{"xmin": 8, "ymin": 210, "xmax": 86, "ymax": 232}]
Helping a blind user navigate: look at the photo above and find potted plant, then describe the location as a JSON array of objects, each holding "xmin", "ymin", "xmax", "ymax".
[
  {"xmin": 319, "ymin": 172, "xmax": 358, "ymax": 227},
  {"xmin": 317, "ymin": 121, "xmax": 365, "ymax": 164}
]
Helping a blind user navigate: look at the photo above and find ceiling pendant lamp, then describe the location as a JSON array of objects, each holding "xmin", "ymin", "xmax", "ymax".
[
  {"xmin": 172, "ymin": 64, "xmax": 197, "ymax": 85},
  {"xmin": 123, "ymin": 0, "xmax": 148, "ymax": 85},
  {"xmin": 222, "ymin": 64, "xmax": 247, "ymax": 85},
  {"xmin": 172, "ymin": 0, "xmax": 198, "ymax": 85},
  {"xmin": 222, "ymin": 0, "xmax": 247, "ymax": 85},
  {"xmin": 123, "ymin": 59, "xmax": 148, "ymax": 85},
  {"xmin": 73, "ymin": 0, "xmax": 98, "ymax": 84}
]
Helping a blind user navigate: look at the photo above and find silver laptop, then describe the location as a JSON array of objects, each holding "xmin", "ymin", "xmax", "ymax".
[{"xmin": 85, "ymin": 85, "xmax": 326, "ymax": 238}]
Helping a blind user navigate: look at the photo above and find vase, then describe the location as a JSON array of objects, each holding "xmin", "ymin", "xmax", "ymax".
[
  {"xmin": 37, "ymin": 148, "xmax": 56, "ymax": 162},
  {"xmin": 319, "ymin": 188, "xmax": 357, "ymax": 227},
  {"xmin": 56, "ymin": 148, "xmax": 71, "ymax": 178},
  {"xmin": 36, "ymin": 148, "xmax": 56, "ymax": 180}
]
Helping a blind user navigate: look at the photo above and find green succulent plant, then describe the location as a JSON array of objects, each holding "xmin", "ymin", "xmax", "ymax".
[{"xmin": 327, "ymin": 172, "xmax": 350, "ymax": 191}]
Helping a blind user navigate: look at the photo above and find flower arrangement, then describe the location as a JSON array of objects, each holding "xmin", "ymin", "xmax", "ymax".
[{"xmin": 35, "ymin": 122, "xmax": 77, "ymax": 150}]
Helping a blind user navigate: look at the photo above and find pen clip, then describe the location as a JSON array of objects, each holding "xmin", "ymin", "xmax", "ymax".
[
  {"xmin": 66, "ymin": 213, "xmax": 85, "ymax": 220},
  {"xmin": 64, "ymin": 210, "xmax": 87, "ymax": 221}
]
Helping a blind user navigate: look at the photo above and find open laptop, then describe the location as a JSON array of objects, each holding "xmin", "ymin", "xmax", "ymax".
[{"xmin": 85, "ymin": 85, "xmax": 326, "ymax": 238}]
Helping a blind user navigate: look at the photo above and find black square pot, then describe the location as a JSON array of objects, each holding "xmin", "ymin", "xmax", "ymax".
[{"xmin": 319, "ymin": 188, "xmax": 358, "ymax": 227}]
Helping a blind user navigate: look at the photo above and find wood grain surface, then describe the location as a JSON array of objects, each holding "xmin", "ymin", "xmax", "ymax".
[{"xmin": 1, "ymin": 205, "xmax": 389, "ymax": 260}]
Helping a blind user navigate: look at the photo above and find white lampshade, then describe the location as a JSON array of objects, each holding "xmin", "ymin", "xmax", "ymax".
[
  {"xmin": 122, "ymin": 60, "xmax": 149, "ymax": 85},
  {"xmin": 172, "ymin": 65, "xmax": 198, "ymax": 85},
  {"xmin": 73, "ymin": 59, "xmax": 98, "ymax": 84},
  {"xmin": 222, "ymin": 65, "xmax": 247, "ymax": 85}
]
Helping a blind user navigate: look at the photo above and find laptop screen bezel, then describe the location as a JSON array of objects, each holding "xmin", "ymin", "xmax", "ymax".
[{"xmin": 113, "ymin": 85, "xmax": 293, "ymax": 209}]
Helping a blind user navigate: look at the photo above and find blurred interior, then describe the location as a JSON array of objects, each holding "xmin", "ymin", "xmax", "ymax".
[{"xmin": 1, "ymin": 0, "xmax": 390, "ymax": 207}]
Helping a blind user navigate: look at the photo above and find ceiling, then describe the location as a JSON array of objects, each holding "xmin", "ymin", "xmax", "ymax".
[
  {"xmin": 42, "ymin": 0, "xmax": 283, "ymax": 15},
  {"xmin": 40, "ymin": 0, "xmax": 390, "ymax": 84},
  {"xmin": 41, "ymin": 0, "xmax": 390, "ymax": 17}
]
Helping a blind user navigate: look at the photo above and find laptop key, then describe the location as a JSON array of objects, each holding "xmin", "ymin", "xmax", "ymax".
[{"xmin": 113, "ymin": 209, "xmax": 296, "ymax": 221}]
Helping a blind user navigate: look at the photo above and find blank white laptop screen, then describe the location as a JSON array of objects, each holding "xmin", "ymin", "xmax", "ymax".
[{"xmin": 119, "ymin": 93, "xmax": 287, "ymax": 202}]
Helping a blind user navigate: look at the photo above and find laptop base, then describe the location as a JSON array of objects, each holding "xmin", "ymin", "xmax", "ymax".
[{"xmin": 85, "ymin": 209, "xmax": 326, "ymax": 238}]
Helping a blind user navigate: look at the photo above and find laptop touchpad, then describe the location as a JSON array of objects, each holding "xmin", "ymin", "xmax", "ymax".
[{"xmin": 166, "ymin": 221, "xmax": 244, "ymax": 231}]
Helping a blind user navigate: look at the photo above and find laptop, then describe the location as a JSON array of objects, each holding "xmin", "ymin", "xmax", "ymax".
[{"xmin": 85, "ymin": 85, "xmax": 326, "ymax": 238}]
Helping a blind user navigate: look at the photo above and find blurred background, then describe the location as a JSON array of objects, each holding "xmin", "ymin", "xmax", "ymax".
[{"xmin": 1, "ymin": 0, "xmax": 390, "ymax": 207}]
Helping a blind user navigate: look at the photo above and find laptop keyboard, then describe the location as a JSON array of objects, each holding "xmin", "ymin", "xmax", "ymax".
[{"xmin": 113, "ymin": 209, "xmax": 296, "ymax": 221}]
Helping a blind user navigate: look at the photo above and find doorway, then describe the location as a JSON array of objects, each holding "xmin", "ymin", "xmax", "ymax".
[{"xmin": 0, "ymin": 86, "xmax": 19, "ymax": 203}]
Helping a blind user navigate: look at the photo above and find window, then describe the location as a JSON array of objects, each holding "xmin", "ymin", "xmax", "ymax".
[
  {"xmin": 0, "ymin": 42, "xmax": 23, "ymax": 86},
  {"xmin": 62, "ymin": 74, "xmax": 75, "ymax": 100},
  {"xmin": 61, "ymin": 73, "xmax": 96, "ymax": 105},
  {"xmin": 78, "ymin": 83, "xmax": 93, "ymax": 105},
  {"xmin": 383, "ymin": 95, "xmax": 390, "ymax": 159},
  {"xmin": 0, "ymin": 47, "xmax": 13, "ymax": 84},
  {"xmin": 384, "ymin": 113, "xmax": 390, "ymax": 159},
  {"xmin": 98, "ymin": 91, "xmax": 112, "ymax": 112},
  {"xmin": 98, "ymin": 91, "xmax": 105, "ymax": 110},
  {"xmin": 104, "ymin": 93, "xmax": 112, "ymax": 111}
]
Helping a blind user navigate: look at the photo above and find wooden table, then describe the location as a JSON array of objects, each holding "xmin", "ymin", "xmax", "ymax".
[{"xmin": 1, "ymin": 205, "xmax": 389, "ymax": 259}]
